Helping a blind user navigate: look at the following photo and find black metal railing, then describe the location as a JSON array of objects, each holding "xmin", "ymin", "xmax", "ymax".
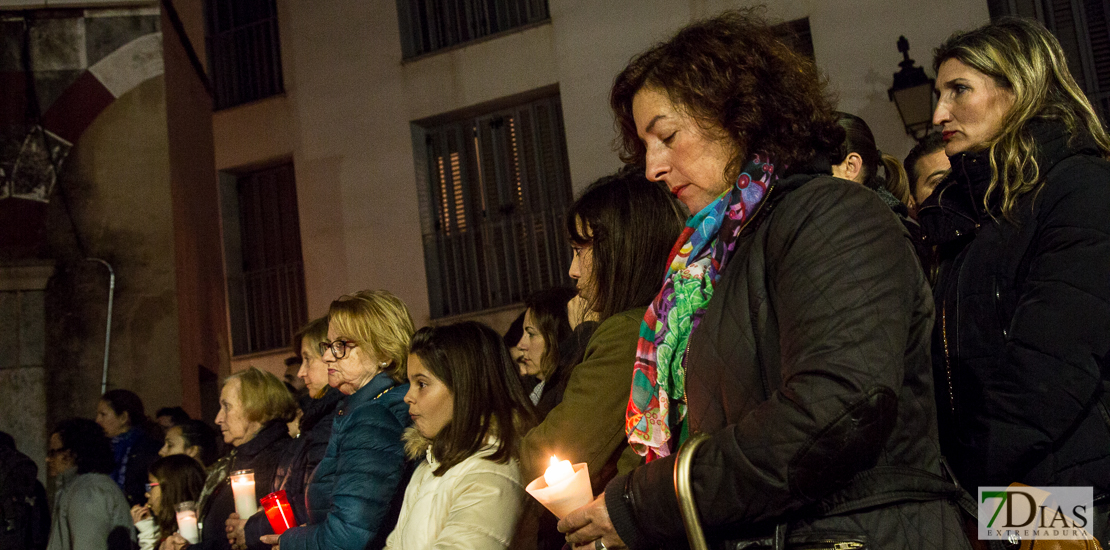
[
  {"xmin": 398, "ymin": 0, "xmax": 549, "ymax": 58},
  {"xmin": 208, "ymin": 17, "xmax": 284, "ymax": 109},
  {"xmin": 234, "ymin": 262, "xmax": 306, "ymax": 355},
  {"xmin": 425, "ymin": 208, "xmax": 570, "ymax": 317}
]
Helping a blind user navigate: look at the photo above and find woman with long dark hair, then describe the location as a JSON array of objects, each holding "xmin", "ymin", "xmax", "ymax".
[
  {"xmin": 519, "ymin": 168, "xmax": 685, "ymax": 488},
  {"xmin": 131, "ymin": 455, "xmax": 205, "ymax": 550},
  {"xmin": 386, "ymin": 321, "xmax": 537, "ymax": 549},
  {"xmin": 515, "ymin": 287, "xmax": 577, "ymax": 407}
]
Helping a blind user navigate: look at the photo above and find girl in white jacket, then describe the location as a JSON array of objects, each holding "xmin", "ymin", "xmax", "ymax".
[
  {"xmin": 386, "ymin": 321, "xmax": 538, "ymax": 550},
  {"xmin": 129, "ymin": 454, "xmax": 205, "ymax": 550}
]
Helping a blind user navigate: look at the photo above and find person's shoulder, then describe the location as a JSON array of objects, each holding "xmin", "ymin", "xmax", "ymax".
[
  {"xmin": 69, "ymin": 473, "xmax": 127, "ymax": 502},
  {"xmin": 597, "ymin": 308, "xmax": 647, "ymax": 332},
  {"xmin": 342, "ymin": 383, "xmax": 411, "ymax": 437},
  {"xmin": 1044, "ymin": 152, "xmax": 1110, "ymax": 197},
  {"xmin": 451, "ymin": 451, "xmax": 522, "ymax": 484},
  {"xmin": 771, "ymin": 173, "xmax": 893, "ymax": 227},
  {"xmin": 788, "ymin": 174, "xmax": 878, "ymax": 205}
]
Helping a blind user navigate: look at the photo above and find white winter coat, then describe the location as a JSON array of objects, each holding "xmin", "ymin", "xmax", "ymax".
[{"xmin": 384, "ymin": 443, "xmax": 525, "ymax": 549}]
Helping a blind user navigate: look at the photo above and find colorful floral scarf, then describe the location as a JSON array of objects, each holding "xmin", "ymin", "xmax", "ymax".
[{"xmin": 626, "ymin": 155, "xmax": 779, "ymax": 461}]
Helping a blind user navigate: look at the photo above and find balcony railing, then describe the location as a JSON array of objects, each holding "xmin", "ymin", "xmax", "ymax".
[
  {"xmin": 233, "ymin": 261, "xmax": 306, "ymax": 355},
  {"xmin": 208, "ymin": 17, "xmax": 284, "ymax": 109},
  {"xmin": 398, "ymin": 0, "xmax": 549, "ymax": 58},
  {"xmin": 425, "ymin": 208, "xmax": 570, "ymax": 318}
]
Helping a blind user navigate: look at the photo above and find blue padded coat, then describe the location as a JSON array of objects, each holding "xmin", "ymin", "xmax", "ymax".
[{"xmin": 279, "ymin": 373, "xmax": 411, "ymax": 550}]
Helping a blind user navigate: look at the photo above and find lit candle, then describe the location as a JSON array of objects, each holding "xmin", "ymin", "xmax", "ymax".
[
  {"xmin": 261, "ymin": 490, "xmax": 296, "ymax": 535},
  {"xmin": 174, "ymin": 501, "xmax": 200, "ymax": 544},
  {"xmin": 544, "ymin": 456, "xmax": 576, "ymax": 488},
  {"xmin": 525, "ymin": 456, "xmax": 593, "ymax": 519},
  {"xmin": 229, "ymin": 470, "xmax": 259, "ymax": 518}
]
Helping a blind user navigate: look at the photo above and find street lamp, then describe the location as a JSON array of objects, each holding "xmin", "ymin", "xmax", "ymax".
[{"xmin": 888, "ymin": 36, "xmax": 936, "ymax": 141}]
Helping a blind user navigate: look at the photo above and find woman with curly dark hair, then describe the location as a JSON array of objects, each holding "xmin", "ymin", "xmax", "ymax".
[{"xmin": 559, "ymin": 9, "xmax": 969, "ymax": 550}]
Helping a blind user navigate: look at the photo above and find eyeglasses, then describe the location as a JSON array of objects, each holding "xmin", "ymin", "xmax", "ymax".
[
  {"xmin": 319, "ymin": 339, "xmax": 357, "ymax": 360},
  {"xmin": 145, "ymin": 482, "xmax": 160, "ymax": 492}
]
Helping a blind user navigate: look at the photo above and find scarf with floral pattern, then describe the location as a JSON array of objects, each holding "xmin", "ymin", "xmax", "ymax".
[{"xmin": 626, "ymin": 155, "xmax": 778, "ymax": 461}]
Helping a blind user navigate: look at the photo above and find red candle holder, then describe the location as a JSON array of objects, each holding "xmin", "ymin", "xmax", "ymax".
[{"xmin": 260, "ymin": 490, "xmax": 295, "ymax": 535}]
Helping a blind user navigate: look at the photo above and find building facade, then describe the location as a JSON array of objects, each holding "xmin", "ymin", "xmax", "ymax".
[{"xmin": 3, "ymin": 0, "xmax": 1011, "ymax": 480}]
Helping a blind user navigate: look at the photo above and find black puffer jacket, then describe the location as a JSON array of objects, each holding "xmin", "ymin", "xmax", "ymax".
[
  {"xmin": 605, "ymin": 169, "xmax": 969, "ymax": 549},
  {"xmin": 244, "ymin": 388, "xmax": 341, "ymax": 550},
  {"xmin": 195, "ymin": 420, "xmax": 291, "ymax": 550},
  {"xmin": 919, "ymin": 120, "xmax": 1110, "ymax": 493}
]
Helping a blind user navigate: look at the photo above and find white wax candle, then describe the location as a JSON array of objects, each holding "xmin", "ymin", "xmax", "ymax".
[
  {"xmin": 231, "ymin": 478, "xmax": 258, "ymax": 517},
  {"xmin": 543, "ymin": 456, "xmax": 575, "ymax": 488},
  {"xmin": 176, "ymin": 511, "xmax": 200, "ymax": 544}
]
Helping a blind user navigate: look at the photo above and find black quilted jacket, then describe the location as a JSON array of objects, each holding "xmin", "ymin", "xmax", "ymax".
[{"xmin": 606, "ymin": 169, "xmax": 969, "ymax": 549}]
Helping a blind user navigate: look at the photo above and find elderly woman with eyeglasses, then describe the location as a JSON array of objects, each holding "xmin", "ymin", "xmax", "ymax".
[{"xmin": 257, "ymin": 290, "xmax": 414, "ymax": 550}]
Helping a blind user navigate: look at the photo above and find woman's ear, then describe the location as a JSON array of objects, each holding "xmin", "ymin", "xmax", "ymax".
[
  {"xmin": 844, "ymin": 152, "xmax": 864, "ymax": 183},
  {"xmin": 185, "ymin": 445, "xmax": 201, "ymax": 460},
  {"xmin": 120, "ymin": 411, "xmax": 131, "ymax": 428}
]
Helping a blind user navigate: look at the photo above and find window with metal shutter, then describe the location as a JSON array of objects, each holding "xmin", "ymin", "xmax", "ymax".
[
  {"xmin": 417, "ymin": 95, "xmax": 573, "ymax": 318},
  {"xmin": 989, "ymin": 0, "xmax": 1110, "ymax": 123},
  {"xmin": 225, "ymin": 162, "xmax": 307, "ymax": 355}
]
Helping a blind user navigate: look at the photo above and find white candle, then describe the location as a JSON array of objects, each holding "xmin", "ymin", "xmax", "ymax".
[
  {"xmin": 229, "ymin": 470, "xmax": 259, "ymax": 517},
  {"xmin": 526, "ymin": 458, "xmax": 594, "ymax": 519},
  {"xmin": 176, "ymin": 511, "xmax": 200, "ymax": 544},
  {"xmin": 543, "ymin": 456, "xmax": 576, "ymax": 488}
]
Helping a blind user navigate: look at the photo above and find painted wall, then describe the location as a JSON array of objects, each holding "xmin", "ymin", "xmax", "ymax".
[
  {"xmin": 44, "ymin": 71, "xmax": 182, "ymax": 426},
  {"xmin": 163, "ymin": 1, "xmax": 228, "ymax": 421},
  {"xmin": 0, "ymin": 5, "xmax": 224, "ymax": 476},
  {"xmin": 215, "ymin": 0, "xmax": 990, "ymax": 370}
]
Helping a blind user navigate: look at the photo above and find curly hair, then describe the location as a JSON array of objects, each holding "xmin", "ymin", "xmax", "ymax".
[
  {"xmin": 934, "ymin": 17, "xmax": 1110, "ymax": 221},
  {"xmin": 611, "ymin": 8, "xmax": 843, "ymax": 180}
]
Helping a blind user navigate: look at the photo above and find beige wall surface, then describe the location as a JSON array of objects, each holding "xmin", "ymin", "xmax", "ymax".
[
  {"xmin": 216, "ymin": 0, "xmax": 989, "ymax": 368},
  {"xmin": 49, "ymin": 74, "xmax": 183, "ymax": 420}
]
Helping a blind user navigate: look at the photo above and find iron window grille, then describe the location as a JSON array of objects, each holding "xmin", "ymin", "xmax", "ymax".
[
  {"xmin": 224, "ymin": 162, "xmax": 307, "ymax": 355},
  {"xmin": 397, "ymin": 0, "xmax": 549, "ymax": 59},
  {"xmin": 205, "ymin": 0, "xmax": 284, "ymax": 110}
]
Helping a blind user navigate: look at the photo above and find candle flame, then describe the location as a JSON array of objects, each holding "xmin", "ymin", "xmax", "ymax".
[{"xmin": 549, "ymin": 455, "xmax": 559, "ymax": 467}]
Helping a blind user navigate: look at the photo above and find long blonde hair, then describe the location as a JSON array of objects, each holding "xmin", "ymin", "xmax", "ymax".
[{"xmin": 934, "ymin": 17, "xmax": 1110, "ymax": 221}]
